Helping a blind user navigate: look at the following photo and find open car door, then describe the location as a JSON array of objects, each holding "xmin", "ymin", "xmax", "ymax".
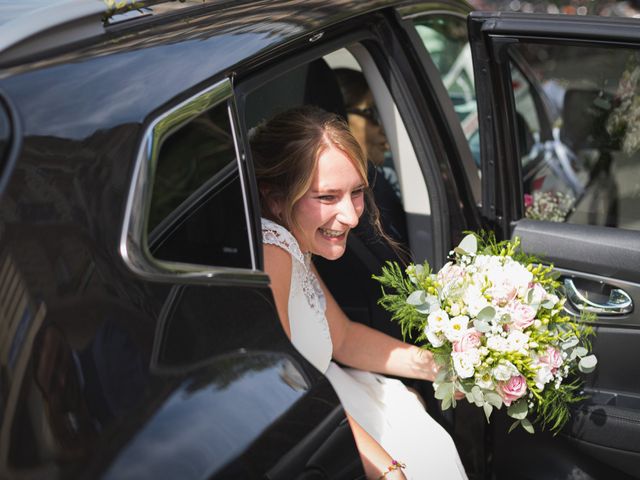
[{"xmin": 469, "ymin": 12, "xmax": 640, "ymax": 480}]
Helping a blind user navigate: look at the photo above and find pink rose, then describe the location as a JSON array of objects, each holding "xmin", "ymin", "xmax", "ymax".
[
  {"xmin": 488, "ymin": 282, "xmax": 517, "ymax": 307},
  {"xmin": 506, "ymin": 300, "xmax": 536, "ymax": 330},
  {"xmin": 524, "ymin": 194, "xmax": 534, "ymax": 208},
  {"xmin": 499, "ymin": 375, "xmax": 527, "ymax": 406},
  {"xmin": 540, "ymin": 347, "xmax": 563, "ymax": 373},
  {"xmin": 453, "ymin": 329, "xmax": 483, "ymax": 353},
  {"xmin": 437, "ymin": 262, "xmax": 464, "ymax": 285}
]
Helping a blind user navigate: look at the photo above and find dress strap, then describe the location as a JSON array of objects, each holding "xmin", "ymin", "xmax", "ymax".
[
  {"xmin": 261, "ymin": 218, "xmax": 306, "ymax": 265},
  {"xmin": 261, "ymin": 217, "xmax": 326, "ymax": 313}
]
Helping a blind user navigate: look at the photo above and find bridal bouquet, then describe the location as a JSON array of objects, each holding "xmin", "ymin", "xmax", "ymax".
[{"xmin": 374, "ymin": 233, "xmax": 597, "ymax": 434}]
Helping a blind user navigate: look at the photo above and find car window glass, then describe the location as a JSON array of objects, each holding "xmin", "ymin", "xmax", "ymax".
[
  {"xmin": 412, "ymin": 14, "xmax": 480, "ymax": 168},
  {"xmin": 509, "ymin": 42, "xmax": 640, "ymax": 231},
  {"xmin": 148, "ymin": 101, "xmax": 252, "ymax": 268}
]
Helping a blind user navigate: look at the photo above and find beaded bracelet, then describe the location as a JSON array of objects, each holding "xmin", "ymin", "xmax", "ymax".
[{"xmin": 378, "ymin": 459, "xmax": 406, "ymax": 479}]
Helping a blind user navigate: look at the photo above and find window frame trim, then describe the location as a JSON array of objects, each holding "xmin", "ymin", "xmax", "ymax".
[{"xmin": 120, "ymin": 77, "xmax": 267, "ymax": 286}]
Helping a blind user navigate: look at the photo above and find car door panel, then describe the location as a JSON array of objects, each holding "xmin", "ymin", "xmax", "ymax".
[{"xmin": 470, "ymin": 12, "xmax": 640, "ymax": 480}]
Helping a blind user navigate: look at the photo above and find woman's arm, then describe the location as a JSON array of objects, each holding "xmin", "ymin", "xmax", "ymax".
[
  {"xmin": 266, "ymin": 248, "xmax": 405, "ymax": 478},
  {"xmin": 347, "ymin": 414, "xmax": 406, "ymax": 480},
  {"xmin": 263, "ymin": 244, "xmax": 292, "ymax": 338},
  {"xmin": 312, "ymin": 263, "xmax": 438, "ymax": 382}
]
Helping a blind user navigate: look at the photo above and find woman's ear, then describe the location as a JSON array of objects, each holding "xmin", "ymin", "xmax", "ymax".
[{"xmin": 260, "ymin": 185, "xmax": 284, "ymax": 217}]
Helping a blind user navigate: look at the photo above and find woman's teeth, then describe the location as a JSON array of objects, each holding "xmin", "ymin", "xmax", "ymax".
[{"xmin": 320, "ymin": 228, "xmax": 344, "ymax": 238}]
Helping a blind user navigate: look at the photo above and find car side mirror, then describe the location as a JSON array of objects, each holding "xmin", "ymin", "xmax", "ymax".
[{"xmin": 560, "ymin": 88, "xmax": 620, "ymax": 151}]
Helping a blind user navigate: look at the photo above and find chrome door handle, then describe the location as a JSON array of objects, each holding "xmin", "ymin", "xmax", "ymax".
[{"xmin": 564, "ymin": 278, "xmax": 633, "ymax": 315}]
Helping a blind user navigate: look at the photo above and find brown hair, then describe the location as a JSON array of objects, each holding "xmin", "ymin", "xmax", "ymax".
[{"xmin": 251, "ymin": 105, "xmax": 388, "ymax": 235}]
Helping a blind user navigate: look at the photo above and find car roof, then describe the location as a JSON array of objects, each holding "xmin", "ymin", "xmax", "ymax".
[{"xmin": 0, "ymin": 0, "xmax": 471, "ymax": 69}]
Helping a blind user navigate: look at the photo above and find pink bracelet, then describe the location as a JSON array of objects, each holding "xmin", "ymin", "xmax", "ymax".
[{"xmin": 378, "ymin": 459, "xmax": 406, "ymax": 479}]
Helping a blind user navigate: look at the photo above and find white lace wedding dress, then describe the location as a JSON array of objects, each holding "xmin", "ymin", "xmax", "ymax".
[{"xmin": 262, "ymin": 218, "xmax": 468, "ymax": 479}]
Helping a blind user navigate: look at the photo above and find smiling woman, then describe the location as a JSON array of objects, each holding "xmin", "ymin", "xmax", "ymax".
[{"xmin": 251, "ymin": 106, "xmax": 468, "ymax": 480}]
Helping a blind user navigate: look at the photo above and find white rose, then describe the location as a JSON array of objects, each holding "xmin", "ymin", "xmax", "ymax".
[
  {"xmin": 444, "ymin": 315, "xmax": 469, "ymax": 342},
  {"xmin": 427, "ymin": 309, "xmax": 449, "ymax": 332},
  {"xmin": 492, "ymin": 361, "xmax": 519, "ymax": 381},
  {"xmin": 453, "ymin": 351, "xmax": 478, "ymax": 378}
]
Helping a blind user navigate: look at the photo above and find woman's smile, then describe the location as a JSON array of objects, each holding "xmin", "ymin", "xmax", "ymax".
[
  {"xmin": 319, "ymin": 227, "xmax": 347, "ymax": 239},
  {"xmin": 291, "ymin": 144, "xmax": 365, "ymax": 260}
]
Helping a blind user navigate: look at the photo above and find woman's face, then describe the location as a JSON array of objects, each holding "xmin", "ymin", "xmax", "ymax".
[
  {"xmin": 347, "ymin": 91, "xmax": 388, "ymax": 166},
  {"xmin": 291, "ymin": 144, "xmax": 365, "ymax": 260}
]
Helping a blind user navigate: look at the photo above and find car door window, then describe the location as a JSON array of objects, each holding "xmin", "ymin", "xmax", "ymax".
[
  {"xmin": 148, "ymin": 98, "xmax": 252, "ymax": 268},
  {"xmin": 509, "ymin": 42, "xmax": 640, "ymax": 230},
  {"xmin": 412, "ymin": 14, "xmax": 480, "ymax": 167}
]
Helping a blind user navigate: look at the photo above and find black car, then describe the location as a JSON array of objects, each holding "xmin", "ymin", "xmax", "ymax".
[{"xmin": 0, "ymin": 1, "xmax": 639, "ymax": 479}]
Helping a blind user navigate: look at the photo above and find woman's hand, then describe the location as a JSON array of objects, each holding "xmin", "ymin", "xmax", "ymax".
[{"xmin": 413, "ymin": 348, "xmax": 465, "ymax": 400}]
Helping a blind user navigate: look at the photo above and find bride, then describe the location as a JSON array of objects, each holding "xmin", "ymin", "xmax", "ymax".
[{"xmin": 251, "ymin": 106, "xmax": 468, "ymax": 480}]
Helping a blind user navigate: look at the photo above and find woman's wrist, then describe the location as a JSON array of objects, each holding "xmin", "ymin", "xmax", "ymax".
[
  {"xmin": 377, "ymin": 459, "xmax": 406, "ymax": 479},
  {"xmin": 412, "ymin": 346, "xmax": 438, "ymax": 382}
]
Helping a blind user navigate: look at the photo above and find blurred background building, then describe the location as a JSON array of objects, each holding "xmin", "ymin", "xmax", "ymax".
[{"xmin": 469, "ymin": 0, "xmax": 640, "ymax": 16}]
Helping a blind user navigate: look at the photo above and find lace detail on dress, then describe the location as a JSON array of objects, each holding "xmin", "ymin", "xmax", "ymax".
[
  {"xmin": 261, "ymin": 218, "xmax": 327, "ymax": 317},
  {"xmin": 261, "ymin": 218, "xmax": 306, "ymax": 265}
]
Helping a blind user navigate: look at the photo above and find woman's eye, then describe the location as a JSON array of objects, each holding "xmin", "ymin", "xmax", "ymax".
[
  {"xmin": 317, "ymin": 195, "xmax": 335, "ymax": 201},
  {"xmin": 352, "ymin": 188, "xmax": 364, "ymax": 197}
]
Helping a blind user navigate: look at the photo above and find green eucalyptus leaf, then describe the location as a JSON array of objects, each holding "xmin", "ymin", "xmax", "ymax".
[
  {"xmin": 521, "ymin": 417, "xmax": 535, "ymax": 434},
  {"xmin": 434, "ymin": 381, "xmax": 454, "ymax": 400},
  {"xmin": 441, "ymin": 395, "xmax": 452, "ymax": 411},
  {"xmin": 508, "ymin": 420, "xmax": 521, "ymax": 434},
  {"xmin": 507, "ymin": 399, "xmax": 528, "ymax": 420},
  {"xmin": 406, "ymin": 290, "xmax": 426, "ymax": 306},
  {"xmin": 562, "ymin": 337, "xmax": 579, "ymax": 350},
  {"xmin": 474, "ymin": 319, "xmax": 491, "ymax": 333},
  {"xmin": 415, "ymin": 304, "xmax": 431, "ymax": 314},
  {"xmin": 435, "ymin": 368, "xmax": 450, "ymax": 384},
  {"xmin": 541, "ymin": 298, "xmax": 556, "ymax": 309},
  {"xmin": 574, "ymin": 346, "xmax": 588, "ymax": 358},
  {"xmin": 579, "ymin": 354, "xmax": 598, "ymax": 373},
  {"xmin": 454, "ymin": 234, "xmax": 478, "ymax": 256},
  {"xmin": 472, "ymin": 386, "xmax": 484, "ymax": 406},
  {"xmin": 483, "ymin": 402, "xmax": 493, "ymax": 422},
  {"xmin": 484, "ymin": 391, "xmax": 504, "ymax": 409},
  {"xmin": 477, "ymin": 306, "xmax": 496, "ymax": 322}
]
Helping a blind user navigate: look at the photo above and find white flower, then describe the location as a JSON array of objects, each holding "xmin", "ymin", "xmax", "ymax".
[
  {"xmin": 453, "ymin": 350, "xmax": 480, "ymax": 378},
  {"xmin": 534, "ymin": 363, "xmax": 554, "ymax": 389},
  {"xmin": 449, "ymin": 302, "xmax": 461, "ymax": 317},
  {"xmin": 528, "ymin": 283, "xmax": 547, "ymax": 307},
  {"xmin": 475, "ymin": 371, "xmax": 494, "ymax": 389},
  {"xmin": 506, "ymin": 330, "xmax": 530, "ymax": 353},
  {"xmin": 503, "ymin": 260, "xmax": 533, "ymax": 296},
  {"xmin": 427, "ymin": 309, "xmax": 449, "ymax": 333},
  {"xmin": 426, "ymin": 328, "xmax": 445, "ymax": 348},
  {"xmin": 462, "ymin": 284, "xmax": 489, "ymax": 317},
  {"xmin": 444, "ymin": 315, "xmax": 469, "ymax": 342},
  {"xmin": 492, "ymin": 361, "xmax": 519, "ymax": 381},
  {"xmin": 487, "ymin": 335, "xmax": 509, "ymax": 352}
]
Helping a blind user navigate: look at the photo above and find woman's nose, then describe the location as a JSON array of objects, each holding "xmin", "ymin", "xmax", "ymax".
[{"xmin": 337, "ymin": 198, "xmax": 360, "ymax": 228}]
